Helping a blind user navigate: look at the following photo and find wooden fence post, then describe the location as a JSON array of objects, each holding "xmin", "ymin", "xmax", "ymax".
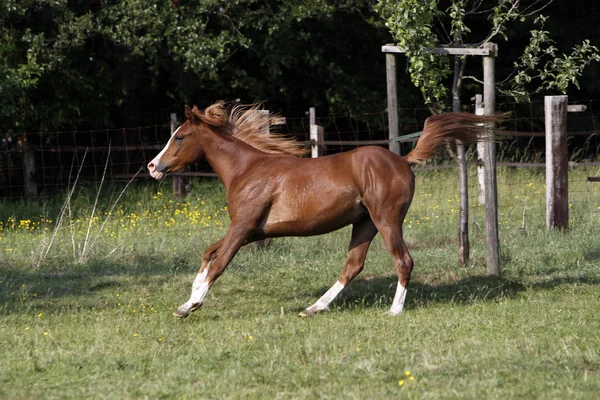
[
  {"xmin": 386, "ymin": 53, "xmax": 400, "ymax": 155},
  {"xmin": 456, "ymin": 146, "xmax": 469, "ymax": 265},
  {"xmin": 475, "ymin": 94, "xmax": 486, "ymax": 205},
  {"xmin": 22, "ymin": 135, "xmax": 38, "ymax": 200},
  {"xmin": 453, "ymin": 59, "xmax": 469, "ymax": 267},
  {"xmin": 309, "ymin": 107, "xmax": 324, "ymax": 158},
  {"xmin": 483, "ymin": 42, "xmax": 500, "ymax": 277},
  {"xmin": 545, "ymin": 95, "xmax": 569, "ymax": 230},
  {"xmin": 171, "ymin": 113, "xmax": 186, "ymax": 199}
]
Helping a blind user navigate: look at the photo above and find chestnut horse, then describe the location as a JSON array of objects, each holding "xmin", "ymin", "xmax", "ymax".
[{"xmin": 148, "ymin": 102, "xmax": 499, "ymax": 318}]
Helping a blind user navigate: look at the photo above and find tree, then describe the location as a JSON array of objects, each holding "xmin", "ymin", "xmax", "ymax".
[
  {"xmin": 0, "ymin": 0, "xmax": 100, "ymax": 131},
  {"xmin": 376, "ymin": 0, "xmax": 600, "ymax": 112},
  {"xmin": 0, "ymin": 0, "xmax": 399, "ymax": 133},
  {"xmin": 3, "ymin": 0, "xmax": 599, "ymax": 135},
  {"xmin": 99, "ymin": 0, "xmax": 402, "ymax": 118},
  {"xmin": 376, "ymin": 0, "xmax": 600, "ymax": 270}
]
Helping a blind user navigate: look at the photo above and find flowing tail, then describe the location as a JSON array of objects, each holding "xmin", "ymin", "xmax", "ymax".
[{"xmin": 405, "ymin": 112, "xmax": 504, "ymax": 165}]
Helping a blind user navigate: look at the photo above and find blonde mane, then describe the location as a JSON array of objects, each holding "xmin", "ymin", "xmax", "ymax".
[{"xmin": 194, "ymin": 102, "xmax": 309, "ymax": 157}]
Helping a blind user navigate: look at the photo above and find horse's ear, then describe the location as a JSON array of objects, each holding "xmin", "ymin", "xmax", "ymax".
[{"xmin": 185, "ymin": 105, "xmax": 201, "ymax": 124}]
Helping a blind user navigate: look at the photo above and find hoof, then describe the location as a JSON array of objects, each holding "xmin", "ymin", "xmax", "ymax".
[
  {"xmin": 385, "ymin": 310, "xmax": 402, "ymax": 316},
  {"xmin": 173, "ymin": 306, "xmax": 190, "ymax": 318},
  {"xmin": 298, "ymin": 306, "xmax": 328, "ymax": 317},
  {"xmin": 173, "ymin": 303, "xmax": 202, "ymax": 318}
]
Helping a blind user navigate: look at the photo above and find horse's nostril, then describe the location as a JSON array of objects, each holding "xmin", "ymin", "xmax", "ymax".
[{"xmin": 148, "ymin": 162, "xmax": 155, "ymax": 170}]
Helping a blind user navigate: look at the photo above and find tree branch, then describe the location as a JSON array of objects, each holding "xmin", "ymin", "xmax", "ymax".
[{"xmin": 463, "ymin": 75, "xmax": 484, "ymax": 85}]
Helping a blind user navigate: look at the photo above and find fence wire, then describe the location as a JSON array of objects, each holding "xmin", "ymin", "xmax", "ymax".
[{"xmin": 2, "ymin": 102, "xmax": 599, "ymax": 226}]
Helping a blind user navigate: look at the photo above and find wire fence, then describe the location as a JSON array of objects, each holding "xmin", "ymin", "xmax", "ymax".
[
  {"xmin": 1, "ymin": 100, "xmax": 599, "ymax": 212},
  {"xmin": 409, "ymin": 165, "xmax": 600, "ymax": 232}
]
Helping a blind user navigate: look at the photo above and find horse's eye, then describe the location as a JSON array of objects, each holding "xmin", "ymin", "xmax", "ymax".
[{"xmin": 175, "ymin": 136, "xmax": 183, "ymax": 142}]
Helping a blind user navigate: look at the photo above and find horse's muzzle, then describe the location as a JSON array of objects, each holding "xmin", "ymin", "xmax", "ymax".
[{"xmin": 147, "ymin": 161, "xmax": 166, "ymax": 180}]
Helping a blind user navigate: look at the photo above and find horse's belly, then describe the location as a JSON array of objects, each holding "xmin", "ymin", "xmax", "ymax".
[{"xmin": 262, "ymin": 195, "xmax": 367, "ymax": 237}]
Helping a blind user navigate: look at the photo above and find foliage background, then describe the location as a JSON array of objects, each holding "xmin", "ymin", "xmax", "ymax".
[{"xmin": 1, "ymin": 0, "xmax": 599, "ymax": 133}]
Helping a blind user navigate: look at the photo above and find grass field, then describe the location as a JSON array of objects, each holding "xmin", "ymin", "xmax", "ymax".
[{"xmin": 1, "ymin": 167, "xmax": 599, "ymax": 399}]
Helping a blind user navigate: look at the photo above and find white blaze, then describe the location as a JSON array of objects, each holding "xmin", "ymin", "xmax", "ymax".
[{"xmin": 148, "ymin": 125, "xmax": 181, "ymax": 179}]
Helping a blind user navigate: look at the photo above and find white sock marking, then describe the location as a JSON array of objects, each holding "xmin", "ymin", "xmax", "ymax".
[
  {"xmin": 389, "ymin": 281, "xmax": 407, "ymax": 315},
  {"xmin": 180, "ymin": 268, "xmax": 210, "ymax": 312},
  {"xmin": 303, "ymin": 281, "xmax": 345, "ymax": 315}
]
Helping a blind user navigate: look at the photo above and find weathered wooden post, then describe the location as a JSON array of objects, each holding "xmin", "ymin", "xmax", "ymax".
[
  {"xmin": 475, "ymin": 94, "xmax": 486, "ymax": 205},
  {"xmin": 171, "ymin": 113, "xmax": 186, "ymax": 199},
  {"xmin": 453, "ymin": 53, "xmax": 469, "ymax": 267},
  {"xmin": 309, "ymin": 107, "xmax": 324, "ymax": 158},
  {"xmin": 382, "ymin": 42, "xmax": 500, "ymax": 274},
  {"xmin": 483, "ymin": 42, "xmax": 500, "ymax": 277},
  {"xmin": 22, "ymin": 134, "xmax": 38, "ymax": 200},
  {"xmin": 386, "ymin": 53, "xmax": 400, "ymax": 154},
  {"xmin": 545, "ymin": 95, "xmax": 569, "ymax": 230}
]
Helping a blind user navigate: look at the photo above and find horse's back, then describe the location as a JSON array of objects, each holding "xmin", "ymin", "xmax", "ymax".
[{"xmin": 291, "ymin": 145, "xmax": 415, "ymax": 199}]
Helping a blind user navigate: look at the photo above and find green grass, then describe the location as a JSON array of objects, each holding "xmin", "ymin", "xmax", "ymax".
[{"xmin": 1, "ymin": 167, "xmax": 599, "ymax": 399}]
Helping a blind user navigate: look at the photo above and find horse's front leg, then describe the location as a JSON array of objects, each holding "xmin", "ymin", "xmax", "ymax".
[
  {"xmin": 199, "ymin": 238, "xmax": 224, "ymax": 273},
  {"xmin": 173, "ymin": 226, "xmax": 248, "ymax": 318},
  {"xmin": 174, "ymin": 238, "xmax": 223, "ymax": 316}
]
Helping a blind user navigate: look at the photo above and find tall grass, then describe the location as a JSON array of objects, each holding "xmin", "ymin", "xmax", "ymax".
[{"xmin": 0, "ymin": 167, "xmax": 599, "ymax": 399}]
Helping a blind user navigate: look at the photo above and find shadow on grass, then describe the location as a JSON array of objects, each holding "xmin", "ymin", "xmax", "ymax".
[
  {"xmin": 0, "ymin": 257, "xmax": 181, "ymax": 314},
  {"xmin": 299, "ymin": 272, "xmax": 600, "ymax": 313},
  {"xmin": 583, "ymin": 247, "xmax": 600, "ymax": 263},
  {"xmin": 333, "ymin": 274, "xmax": 525, "ymax": 312},
  {"xmin": 3, "ymin": 258, "xmax": 600, "ymax": 316}
]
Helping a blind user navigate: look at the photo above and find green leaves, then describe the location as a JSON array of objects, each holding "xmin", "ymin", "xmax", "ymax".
[
  {"xmin": 376, "ymin": 0, "xmax": 450, "ymax": 112},
  {"xmin": 0, "ymin": 1, "xmax": 99, "ymax": 130},
  {"xmin": 0, "ymin": 0, "xmax": 393, "ymax": 132},
  {"xmin": 378, "ymin": 1, "xmax": 600, "ymax": 107},
  {"xmin": 502, "ymin": 17, "xmax": 600, "ymax": 102}
]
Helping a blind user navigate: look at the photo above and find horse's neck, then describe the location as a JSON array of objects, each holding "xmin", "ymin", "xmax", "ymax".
[{"xmin": 202, "ymin": 130, "xmax": 260, "ymax": 191}]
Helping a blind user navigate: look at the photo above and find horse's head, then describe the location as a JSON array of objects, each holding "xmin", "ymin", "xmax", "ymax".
[{"xmin": 147, "ymin": 103, "xmax": 228, "ymax": 180}]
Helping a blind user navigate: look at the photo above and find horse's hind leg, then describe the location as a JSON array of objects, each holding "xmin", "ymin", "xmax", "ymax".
[
  {"xmin": 375, "ymin": 222, "xmax": 414, "ymax": 315},
  {"xmin": 299, "ymin": 218, "xmax": 377, "ymax": 317},
  {"xmin": 388, "ymin": 240, "xmax": 413, "ymax": 315}
]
